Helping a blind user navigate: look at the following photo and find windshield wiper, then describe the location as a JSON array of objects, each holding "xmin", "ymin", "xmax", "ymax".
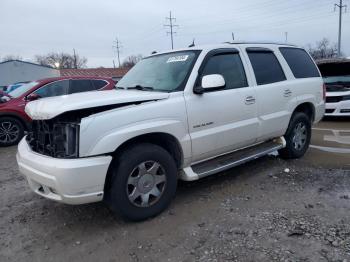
[{"xmin": 126, "ymin": 85, "xmax": 154, "ymax": 91}]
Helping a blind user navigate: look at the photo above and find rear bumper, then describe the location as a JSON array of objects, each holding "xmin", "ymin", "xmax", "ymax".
[{"xmin": 16, "ymin": 138, "xmax": 112, "ymax": 205}]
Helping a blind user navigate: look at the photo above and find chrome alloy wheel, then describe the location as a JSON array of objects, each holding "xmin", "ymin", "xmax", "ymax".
[
  {"xmin": 127, "ymin": 161, "xmax": 167, "ymax": 207},
  {"xmin": 0, "ymin": 121, "xmax": 20, "ymax": 144},
  {"xmin": 292, "ymin": 122, "xmax": 307, "ymax": 150}
]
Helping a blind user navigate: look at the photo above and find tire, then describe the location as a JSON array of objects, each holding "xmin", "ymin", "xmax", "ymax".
[
  {"xmin": 278, "ymin": 112, "xmax": 312, "ymax": 159},
  {"xmin": 107, "ymin": 143, "xmax": 178, "ymax": 221},
  {"xmin": 0, "ymin": 117, "xmax": 24, "ymax": 147}
]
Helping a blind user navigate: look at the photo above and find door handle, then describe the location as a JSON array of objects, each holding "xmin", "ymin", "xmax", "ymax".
[
  {"xmin": 245, "ymin": 96, "xmax": 256, "ymax": 105},
  {"xmin": 284, "ymin": 89, "xmax": 292, "ymax": 97}
]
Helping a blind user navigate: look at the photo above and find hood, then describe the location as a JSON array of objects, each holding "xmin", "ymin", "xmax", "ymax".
[{"xmin": 25, "ymin": 90, "xmax": 170, "ymax": 120}]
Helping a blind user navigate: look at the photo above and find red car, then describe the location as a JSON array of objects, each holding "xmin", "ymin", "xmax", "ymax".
[{"xmin": 0, "ymin": 76, "xmax": 115, "ymax": 146}]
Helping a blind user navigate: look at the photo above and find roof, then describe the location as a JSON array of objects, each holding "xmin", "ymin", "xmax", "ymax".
[
  {"xmin": 0, "ymin": 59, "xmax": 56, "ymax": 69},
  {"xmin": 36, "ymin": 76, "xmax": 114, "ymax": 83},
  {"xmin": 60, "ymin": 68, "xmax": 130, "ymax": 78},
  {"xmin": 150, "ymin": 42, "xmax": 301, "ymax": 57}
]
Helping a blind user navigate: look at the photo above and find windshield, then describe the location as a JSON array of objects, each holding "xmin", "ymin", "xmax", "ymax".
[
  {"xmin": 116, "ymin": 51, "xmax": 200, "ymax": 92},
  {"xmin": 323, "ymin": 75, "xmax": 350, "ymax": 85},
  {"xmin": 8, "ymin": 81, "xmax": 39, "ymax": 98}
]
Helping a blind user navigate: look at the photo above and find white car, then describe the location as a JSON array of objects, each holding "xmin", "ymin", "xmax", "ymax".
[
  {"xmin": 17, "ymin": 42, "xmax": 325, "ymax": 221},
  {"xmin": 317, "ymin": 59, "xmax": 350, "ymax": 116},
  {"xmin": 324, "ymin": 76, "xmax": 350, "ymax": 116}
]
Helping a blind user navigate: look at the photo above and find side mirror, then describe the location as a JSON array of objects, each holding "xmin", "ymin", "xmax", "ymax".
[
  {"xmin": 194, "ymin": 74, "xmax": 226, "ymax": 94},
  {"xmin": 26, "ymin": 93, "xmax": 41, "ymax": 101}
]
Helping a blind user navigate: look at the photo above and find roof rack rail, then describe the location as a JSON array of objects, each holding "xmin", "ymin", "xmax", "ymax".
[{"xmin": 223, "ymin": 41, "xmax": 297, "ymax": 47}]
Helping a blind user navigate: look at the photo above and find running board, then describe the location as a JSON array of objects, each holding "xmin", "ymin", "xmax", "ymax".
[{"xmin": 181, "ymin": 137, "xmax": 285, "ymax": 181}]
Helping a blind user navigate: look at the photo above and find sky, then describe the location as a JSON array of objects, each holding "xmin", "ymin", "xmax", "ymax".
[{"xmin": 0, "ymin": 0, "xmax": 349, "ymax": 67}]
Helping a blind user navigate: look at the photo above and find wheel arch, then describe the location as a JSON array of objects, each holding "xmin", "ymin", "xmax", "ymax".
[
  {"xmin": 292, "ymin": 102, "xmax": 315, "ymax": 122},
  {"xmin": 103, "ymin": 132, "xmax": 184, "ymax": 196},
  {"xmin": 0, "ymin": 112, "xmax": 30, "ymax": 131}
]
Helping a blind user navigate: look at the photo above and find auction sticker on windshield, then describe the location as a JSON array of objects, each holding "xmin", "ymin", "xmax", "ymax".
[{"xmin": 167, "ymin": 55, "xmax": 189, "ymax": 63}]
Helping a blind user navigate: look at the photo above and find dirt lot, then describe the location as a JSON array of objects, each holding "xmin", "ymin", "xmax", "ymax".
[{"xmin": 1, "ymin": 119, "xmax": 349, "ymax": 262}]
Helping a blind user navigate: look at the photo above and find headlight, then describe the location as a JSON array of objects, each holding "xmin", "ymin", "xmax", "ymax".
[{"xmin": 27, "ymin": 120, "xmax": 80, "ymax": 158}]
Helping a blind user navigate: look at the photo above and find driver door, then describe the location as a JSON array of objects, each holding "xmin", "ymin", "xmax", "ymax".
[{"xmin": 184, "ymin": 49, "xmax": 259, "ymax": 163}]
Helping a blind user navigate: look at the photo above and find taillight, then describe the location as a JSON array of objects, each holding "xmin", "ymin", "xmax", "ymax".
[{"xmin": 322, "ymin": 83, "xmax": 326, "ymax": 101}]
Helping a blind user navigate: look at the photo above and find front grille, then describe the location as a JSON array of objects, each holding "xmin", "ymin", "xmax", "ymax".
[
  {"xmin": 340, "ymin": 109, "xmax": 350, "ymax": 113},
  {"xmin": 326, "ymin": 96, "xmax": 343, "ymax": 103},
  {"xmin": 27, "ymin": 120, "xmax": 79, "ymax": 158}
]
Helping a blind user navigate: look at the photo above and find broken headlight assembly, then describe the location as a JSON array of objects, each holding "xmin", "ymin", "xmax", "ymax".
[{"xmin": 27, "ymin": 119, "xmax": 80, "ymax": 159}]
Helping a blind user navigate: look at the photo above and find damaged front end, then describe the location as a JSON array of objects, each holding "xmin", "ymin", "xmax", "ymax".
[{"xmin": 27, "ymin": 117, "xmax": 80, "ymax": 159}]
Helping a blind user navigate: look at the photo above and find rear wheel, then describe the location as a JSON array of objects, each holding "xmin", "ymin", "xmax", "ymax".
[
  {"xmin": 279, "ymin": 112, "xmax": 311, "ymax": 159},
  {"xmin": 0, "ymin": 117, "xmax": 24, "ymax": 147},
  {"xmin": 107, "ymin": 143, "xmax": 177, "ymax": 221}
]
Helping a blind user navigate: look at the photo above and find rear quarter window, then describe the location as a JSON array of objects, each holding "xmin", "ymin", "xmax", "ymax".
[{"xmin": 279, "ymin": 47, "xmax": 320, "ymax": 78}]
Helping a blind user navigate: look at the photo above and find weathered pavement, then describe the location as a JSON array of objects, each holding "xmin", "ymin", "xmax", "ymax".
[{"xmin": 0, "ymin": 119, "xmax": 349, "ymax": 262}]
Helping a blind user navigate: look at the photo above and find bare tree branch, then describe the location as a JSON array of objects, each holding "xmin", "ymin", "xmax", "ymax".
[
  {"xmin": 34, "ymin": 52, "xmax": 87, "ymax": 69},
  {"xmin": 307, "ymin": 38, "xmax": 338, "ymax": 60},
  {"xmin": 122, "ymin": 54, "xmax": 143, "ymax": 68}
]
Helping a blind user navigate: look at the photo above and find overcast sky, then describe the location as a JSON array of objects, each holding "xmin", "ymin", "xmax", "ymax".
[{"xmin": 1, "ymin": 0, "xmax": 349, "ymax": 67}]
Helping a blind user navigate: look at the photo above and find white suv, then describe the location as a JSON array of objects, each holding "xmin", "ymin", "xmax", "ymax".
[{"xmin": 17, "ymin": 43, "xmax": 325, "ymax": 221}]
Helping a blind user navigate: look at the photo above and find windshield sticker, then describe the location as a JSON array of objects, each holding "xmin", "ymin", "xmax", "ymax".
[{"xmin": 167, "ymin": 55, "xmax": 189, "ymax": 63}]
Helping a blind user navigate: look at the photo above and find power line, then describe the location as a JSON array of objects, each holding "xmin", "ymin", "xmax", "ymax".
[
  {"xmin": 164, "ymin": 11, "xmax": 179, "ymax": 49},
  {"xmin": 334, "ymin": 0, "xmax": 347, "ymax": 57},
  {"xmin": 112, "ymin": 38, "xmax": 122, "ymax": 68}
]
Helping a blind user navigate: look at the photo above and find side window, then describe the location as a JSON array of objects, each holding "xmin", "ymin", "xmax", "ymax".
[
  {"xmin": 279, "ymin": 48, "xmax": 320, "ymax": 78},
  {"xmin": 69, "ymin": 80, "xmax": 95, "ymax": 94},
  {"xmin": 247, "ymin": 51, "xmax": 286, "ymax": 85},
  {"xmin": 200, "ymin": 53, "xmax": 248, "ymax": 90},
  {"xmin": 33, "ymin": 80, "xmax": 69, "ymax": 98},
  {"xmin": 92, "ymin": 80, "xmax": 108, "ymax": 90}
]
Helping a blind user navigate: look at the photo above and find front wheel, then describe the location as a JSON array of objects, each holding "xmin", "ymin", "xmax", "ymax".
[
  {"xmin": 107, "ymin": 143, "xmax": 178, "ymax": 221},
  {"xmin": 279, "ymin": 112, "xmax": 312, "ymax": 159}
]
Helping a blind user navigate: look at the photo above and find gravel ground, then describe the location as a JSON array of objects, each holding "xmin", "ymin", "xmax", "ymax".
[{"xmin": 1, "ymin": 140, "xmax": 350, "ymax": 261}]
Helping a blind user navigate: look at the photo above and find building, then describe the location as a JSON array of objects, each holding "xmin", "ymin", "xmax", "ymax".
[
  {"xmin": 0, "ymin": 60, "xmax": 59, "ymax": 88},
  {"xmin": 60, "ymin": 67, "xmax": 130, "ymax": 82}
]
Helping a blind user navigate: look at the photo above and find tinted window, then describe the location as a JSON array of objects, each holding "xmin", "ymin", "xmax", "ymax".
[
  {"xmin": 279, "ymin": 48, "xmax": 320, "ymax": 78},
  {"xmin": 201, "ymin": 53, "xmax": 248, "ymax": 90},
  {"xmin": 69, "ymin": 80, "xmax": 95, "ymax": 94},
  {"xmin": 92, "ymin": 80, "xmax": 108, "ymax": 90},
  {"xmin": 34, "ymin": 80, "xmax": 68, "ymax": 98},
  {"xmin": 247, "ymin": 51, "xmax": 286, "ymax": 85}
]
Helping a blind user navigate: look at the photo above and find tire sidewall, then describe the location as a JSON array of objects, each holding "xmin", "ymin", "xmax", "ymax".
[
  {"xmin": 0, "ymin": 117, "xmax": 24, "ymax": 147},
  {"xmin": 109, "ymin": 143, "xmax": 177, "ymax": 221},
  {"xmin": 284, "ymin": 112, "xmax": 311, "ymax": 158}
]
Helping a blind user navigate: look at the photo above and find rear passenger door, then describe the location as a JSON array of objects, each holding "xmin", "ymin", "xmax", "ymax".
[{"xmin": 244, "ymin": 47, "xmax": 296, "ymax": 141}]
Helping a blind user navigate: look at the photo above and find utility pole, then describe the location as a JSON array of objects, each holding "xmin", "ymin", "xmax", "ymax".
[
  {"xmin": 113, "ymin": 38, "xmax": 122, "ymax": 67},
  {"xmin": 284, "ymin": 32, "xmax": 288, "ymax": 43},
  {"xmin": 334, "ymin": 0, "xmax": 347, "ymax": 57},
  {"xmin": 164, "ymin": 11, "xmax": 179, "ymax": 49},
  {"xmin": 232, "ymin": 32, "xmax": 235, "ymax": 41},
  {"xmin": 73, "ymin": 48, "xmax": 77, "ymax": 69}
]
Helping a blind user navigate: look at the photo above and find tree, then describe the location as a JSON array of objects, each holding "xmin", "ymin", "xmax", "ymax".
[
  {"xmin": 1, "ymin": 55, "xmax": 23, "ymax": 62},
  {"xmin": 121, "ymin": 54, "xmax": 143, "ymax": 68},
  {"xmin": 307, "ymin": 38, "xmax": 338, "ymax": 60},
  {"xmin": 34, "ymin": 52, "xmax": 87, "ymax": 69}
]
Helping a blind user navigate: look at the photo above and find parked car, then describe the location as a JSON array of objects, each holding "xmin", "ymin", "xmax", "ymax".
[
  {"xmin": 17, "ymin": 43, "xmax": 325, "ymax": 221},
  {"xmin": 5, "ymin": 82, "xmax": 29, "ymax": 94},
  {"xmin": 317, "ymin": 59, "xmax": 350, "ymax": 116},
  {"xmin": 0, "ymin": 76, "xmax": 115, "ymax": 146}
]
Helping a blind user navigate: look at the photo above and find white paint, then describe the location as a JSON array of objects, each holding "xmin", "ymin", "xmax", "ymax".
[{"xmin": 18, "ymin": 43, "xmax": 325, "ymax": 205}]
